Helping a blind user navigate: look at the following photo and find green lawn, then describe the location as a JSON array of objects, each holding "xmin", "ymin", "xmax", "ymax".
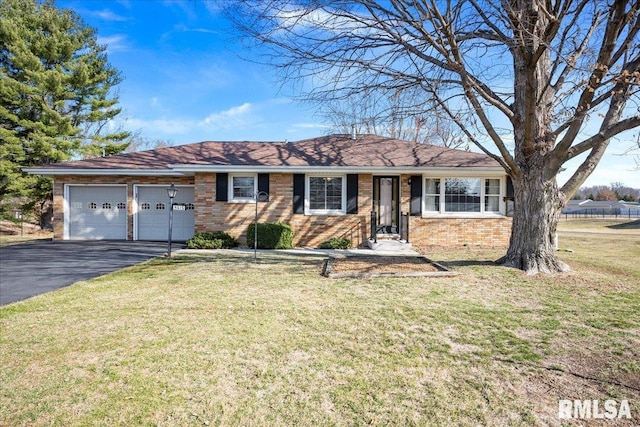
[{"xmin": 1, "ymin": 221, "xmax": 639, "ymax": 426}]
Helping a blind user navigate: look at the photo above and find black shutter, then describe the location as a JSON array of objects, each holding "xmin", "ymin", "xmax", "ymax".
[
  {"xmin": 410, "ymin": 175, "xmax": 422, "ymax": 216},
  {"xmin": 258, "ymin": 173, "xmax": 269, "ymax": 201},
  {"xmin": 216, "ymin": 173, "xmax": 228, "ymax": 201},
  {"xmin": 293, "ymin": 174, "xmax": 305, "ymax": 214},
  {"xmin": 506, "ymin": 176, "xmax": 514, "ymax": 198},
  {"xmin": 346, "ymin": 174, "xmax": 358, "ymax": 214}
]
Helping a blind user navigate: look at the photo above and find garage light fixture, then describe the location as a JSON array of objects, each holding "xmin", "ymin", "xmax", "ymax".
[
  {"xmin": 166, "ymin": 183, "xmax": 178, "ymax": 199},
  {"xmin": 167, "ymin": 183, "xmax": 178, "ymax": 257}
]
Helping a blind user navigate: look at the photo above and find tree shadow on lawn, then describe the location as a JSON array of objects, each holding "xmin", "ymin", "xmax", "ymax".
[{"xmin": 607, "ymin": 219, "xmax": 640, "ymax": 229}]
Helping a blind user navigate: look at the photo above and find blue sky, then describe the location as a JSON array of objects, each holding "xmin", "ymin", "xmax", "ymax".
[
  {"xmin": 57, "ymin": 0, "xmax": 638, "ymax": 188},
  {"xmin": 58, "ymin": 0, "xmax": 327, "ymax": 144}
]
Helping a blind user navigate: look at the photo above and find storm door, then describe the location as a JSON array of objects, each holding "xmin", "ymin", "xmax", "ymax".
[{"xmin": 373, "ymin": 176, "xmax": 400, "ymax": 234}]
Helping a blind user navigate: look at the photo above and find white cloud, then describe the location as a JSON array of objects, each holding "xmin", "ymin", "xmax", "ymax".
[
  {"xmin": 290, "ymin": 122, "xmax": 330, "ymax": 130},
  {"xmin": 89, "ymin": 9, "xmax": 128, "ymax": 22},
  {"xmin": 121, "ymin": 103, "xmax": 256, "ymax": 138},
  {"xmin": 97, "ymin": 35, "xmax": 129, "ymax": 53},
  {"xmin": 201, "ymin": 103, "xmax": 254, "ymax": 129},
  {"xmin": 123, "ymin": 117, "xmax": 195, "ymax": 136}
]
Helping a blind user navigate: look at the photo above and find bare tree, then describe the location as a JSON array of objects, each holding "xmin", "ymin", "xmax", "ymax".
[
  {"xmin": 125, "ymin": 135, "xmax": 174, "ymax": 153},
  {"xmin": 230, "ymin": 0, "xmax": 640, "ymax": 274},
  {"xmin": 322, "ymin": 89, "xmax": 468, "ymax": 148},
  {"xmin": 620, "ymin": 131, "xmax": 640, "ymax": 169}
]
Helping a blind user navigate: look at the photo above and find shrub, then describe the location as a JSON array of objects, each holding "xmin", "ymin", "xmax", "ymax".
[
  {"xmin": 186, "ymin": 231, "xmax": 239, "ymax": 249},
  {"xmin": 246, "ymin": 222, "xmax": 294, "ymax": 249},
  {"xmin": 319, "ymin": 237, "xmax": 352, "ymax": 249}
]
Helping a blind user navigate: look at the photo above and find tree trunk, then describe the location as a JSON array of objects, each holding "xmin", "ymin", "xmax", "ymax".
[{"xmin": 498, "ymin": 170, "xmax": 570, "ymax": 275}]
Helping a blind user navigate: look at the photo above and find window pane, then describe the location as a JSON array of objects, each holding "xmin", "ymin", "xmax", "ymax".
[
  {"xmin": 326, "ymin": 177, "xmax": 342, "ymax": 210},
  {"xmin": 485, "ymin": 196, "xmax": 500, "ymax": 212},
  {"xmin": 233, "ymin": 176, "xmax": 254, "ymax": 198},
  {"xmin": 425, "ymin": 196, "xmax": 440, "ymax": 211},
  {"xmin": 309, "ymin": 177, "xmax": 326, "ymax": 210},
  {"xmin": 445, "ymin": 178, "xmax": 481, "ymax": 212},
  {"xmin": 424, "ymin": 178, "xmax": 440, "ymax": 212},
  {"xmin": 485, "ymin": 179, "xmax": 500, "ymax": 195},
  {"xmin": 309, "ymin": 177, "xmax": 343, "ymax": 211},
  {"xmin": 485, "ymin": 179, "xmax": 500, "ymax": 212}
]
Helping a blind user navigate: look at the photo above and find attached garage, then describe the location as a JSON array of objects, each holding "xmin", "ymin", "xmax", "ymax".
[
  {"xmin": 65, "ymin": 185, "xmax": 127, "ymax": 240},
  {"xmin": 135, "ymin": 185, "xmax": 195, "ymax": 241}
]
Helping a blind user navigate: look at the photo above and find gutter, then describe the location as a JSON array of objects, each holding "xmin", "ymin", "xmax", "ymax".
[
  {"xmin": 22, "ymin": 168, "xmax": 190, "ymax": 176},
  {"xmin": 23, "ymin": 165, "xmax": 506, "ymax": 176}
]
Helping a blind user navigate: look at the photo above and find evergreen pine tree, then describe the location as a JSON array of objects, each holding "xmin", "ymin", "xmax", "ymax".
[{"xmin": 0, "ymin": 0, "xmax": 130, "ymax": 224}]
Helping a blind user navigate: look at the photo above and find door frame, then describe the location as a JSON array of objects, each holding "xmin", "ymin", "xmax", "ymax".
[{"xmin": 372, "ymin": 176, "xmax": 400, "ymax": 234}]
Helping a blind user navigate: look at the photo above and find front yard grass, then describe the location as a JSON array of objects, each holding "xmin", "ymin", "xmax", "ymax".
[{"xmin": 1, "ymin": 221, "xmax": 639, "ymax": 426}]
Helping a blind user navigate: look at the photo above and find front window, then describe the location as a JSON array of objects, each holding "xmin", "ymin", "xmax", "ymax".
[
  {"xmin": 229, "ymin": 174, "xmax": 257, "ymax": 202},
  {"xmin": 307, "ymin": 176, "xmax": 345, "ymax": 214},
  {"xmin": 425, "ymin": 176, "xmax": 503, "ymax": 215},
  {"xmin": 445, "ymin": 178, "xmax": 481, "ymax": 212}
]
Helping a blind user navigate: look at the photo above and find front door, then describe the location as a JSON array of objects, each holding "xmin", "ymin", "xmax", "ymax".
[{"xmin": 373, "ymin": 176, "xmax": 400, "ymax": 234}]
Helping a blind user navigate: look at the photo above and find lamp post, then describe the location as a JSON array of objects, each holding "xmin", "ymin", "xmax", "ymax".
[
  {"xmin": 254, "ymin": 191, "xmax": 269, "ymax": 263},
  {"xmin": 166, "ymin": 183, "xmax": 178, "ymax": 257}
]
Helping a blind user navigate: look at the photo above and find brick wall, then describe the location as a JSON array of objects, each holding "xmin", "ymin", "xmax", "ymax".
[
  {"xmin": 54, "ymin": 173, "xmax": 511, "ymax": 247},
  {"xmin": 408, "ymin": 216, "xmax": 512, "ymax": 248},
  {"xmin": 193, "ymin": 173, "xmax": 372, "ymax": 248}
]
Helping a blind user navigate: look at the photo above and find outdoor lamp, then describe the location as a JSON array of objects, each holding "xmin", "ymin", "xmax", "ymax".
[
  {"xmin": 167, "ymin": 183, "xmax": 178, "ymax": 257},
  {"xmin": 167, "ymin": 183, "xmax": 178, "ymax": 199}
]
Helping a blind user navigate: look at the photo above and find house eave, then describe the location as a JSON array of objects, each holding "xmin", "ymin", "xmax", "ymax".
[
  {"xmin": 169, "ymin": 165, "xmax": 506, "ymax": 175},
  {"xmin": 22, "ymin": 168, "xmax": 190, "ymax": 176},
  {"xmin": 24, "ymin": 165, "xmax": 506, "ymax": 176}
]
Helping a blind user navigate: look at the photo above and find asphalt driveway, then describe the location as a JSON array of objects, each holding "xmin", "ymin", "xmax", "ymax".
[{"xmin": 0, "ymin": 240, "xmax": 179, "ymax": 305}]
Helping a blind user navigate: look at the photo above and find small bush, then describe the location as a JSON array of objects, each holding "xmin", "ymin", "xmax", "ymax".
[
  {"xmin": 186, "ymin": 231, "xmax": 239, "ymax": 249},
  {"xmin": 246, "ymin": 222, "xmax": 294, "ymax": 249},
  {"xmin": 319, "ymin": 237, "xmax": 352, "ymax": 249}
]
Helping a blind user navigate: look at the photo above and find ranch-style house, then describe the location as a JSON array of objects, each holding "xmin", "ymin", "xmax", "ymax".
[{"xmin": 25, "ymin": 134, "xmax": 514, "ymax": 248}]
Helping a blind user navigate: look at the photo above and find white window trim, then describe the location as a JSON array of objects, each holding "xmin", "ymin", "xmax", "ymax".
[
  {"xmin": 421, "ymin": 176, "xmax": 506, "ymax": 217},
  {"xmin": 228, "ymin": 173, "xmax": 258, "ymax": 203},
  {"xmin": 304, "ymin": 174, "xmax": 347, "ymax": 216}
]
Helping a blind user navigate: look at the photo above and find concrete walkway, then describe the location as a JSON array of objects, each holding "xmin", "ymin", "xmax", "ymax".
[{"xmin": 175, "ymin": 247, "xmax": 420, "ymax": 257}]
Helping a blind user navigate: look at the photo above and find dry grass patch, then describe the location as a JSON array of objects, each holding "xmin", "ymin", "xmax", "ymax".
[
  {"xmin": 0, "ymin": 221, "xmax": 52, "ymax": 247},
  {"xmin": 323, "ymin": 255, "xmax": 454, "ymax": 278}
]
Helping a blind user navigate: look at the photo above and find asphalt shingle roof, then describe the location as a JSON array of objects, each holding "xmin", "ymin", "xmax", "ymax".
[{"xmin": 34, "ymin": 134, "xmax": 501, "ymax": 170}]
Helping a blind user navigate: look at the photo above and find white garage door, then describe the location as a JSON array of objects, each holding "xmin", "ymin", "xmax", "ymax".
[
  {"xmin": 136, "ymin": 186, "xmax": 195, "ymax": 241},
  {"xmin": 67, "ymin": 186, "xmax": 127, "ymax": 240}
]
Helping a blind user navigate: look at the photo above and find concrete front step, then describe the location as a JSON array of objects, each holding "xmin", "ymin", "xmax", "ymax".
[{"xmin": 366, "ymin": 238, "xmax": 413, "ymax": 252}]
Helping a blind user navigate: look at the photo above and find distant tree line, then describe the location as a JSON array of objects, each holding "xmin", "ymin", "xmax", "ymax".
[{"xmin": 572, "ymin": 183, "xmax": 639, "ymax": 202}]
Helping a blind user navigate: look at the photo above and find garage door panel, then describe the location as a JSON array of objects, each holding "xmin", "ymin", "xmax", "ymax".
[
  {"xmin": 137, "ymin": 187, "xmax": 194, "ymax": 241},
  {"xmin": 68, "ymin": 186, "xmax": 127, "ymax": 240}
]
